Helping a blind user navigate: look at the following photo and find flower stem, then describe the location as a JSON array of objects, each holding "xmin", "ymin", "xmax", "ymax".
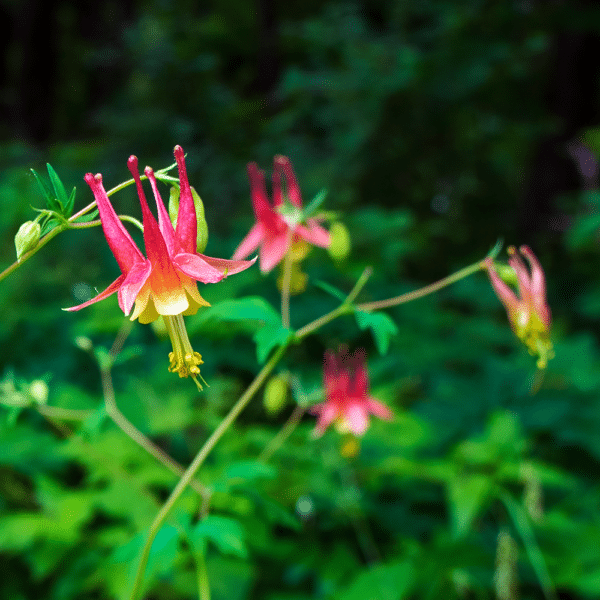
[
  {"xmin": 193, "ymin": 547, "xmax": 211, "ymax": 600},
  {"xmin": 0, "ymin": 173, "xmax": 154, "ymax": 285},
  {"xmin": 259, "ymin": 405, "xmax": 306, "ymax": 463},
  {"xmin": 280, "ymin": 247, "xmax": 293, "ymax": 329},
  {"xmin": 129, "ymin": 342, "xmax": 289, "ymax": 600},
  {"xmin": 294, "ymin": 267, "xmax": 372, "ymax": 339},
  {"xmin": 100, "ymin": 321, "xmax": 210, "ymax": 499},
  {"xmin": 356, "ymin": 259, "xmax": 486, "ymax": 312}
]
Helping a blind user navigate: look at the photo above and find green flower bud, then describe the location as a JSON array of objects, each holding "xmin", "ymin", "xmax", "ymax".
[
  {"xmin": 169, "ymin": 185, "xmax": 209, "ymax": 253},
  {"xmin": 15, "ymin": 221, "xmax": 41, "ymax": 260},
  {"xmin": 263, "ymin": 375, "xmax": 288, "ymax": 415},
  {"xmin": 495, "ymin": 263, "xmax": 518, "ymax": 286},
  {"xmin": 327, "ymin": 222, "xmax": 351, "ymax": 261}
]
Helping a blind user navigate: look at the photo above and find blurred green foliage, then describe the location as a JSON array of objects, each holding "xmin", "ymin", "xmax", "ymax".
[{"xmin": 2, "ymin": 0, "xmax": 600, "ymax": 599}]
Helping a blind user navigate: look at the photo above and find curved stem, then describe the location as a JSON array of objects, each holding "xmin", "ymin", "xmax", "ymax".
[
  {"xmin": 37, "ymin": 405, "xmax": 95, "ymax": 420},
  {"xmin": 294, "ymin": 267, "xmax": 372, "ymax": 339},
  {"xmin": 356, "ymin": 259, "xmax": 486, "ymax": 312},
  {"xmin": 101, "ymin": 321, "xmax": 210, "ymax": 499},
  {"xmin": 0, "ymin": 171, "xmax": 161, "ymax": 284},
  {"xmin": 130, "ymin": 342, "xmax": 289, "ymax": 600},
  {"xmin": 280, "ymin": 248, "xmax": 293, "ymax": 329},
  {"xmin": 259, "ymin": 405, "xmax": 306, "ymax": 463}
]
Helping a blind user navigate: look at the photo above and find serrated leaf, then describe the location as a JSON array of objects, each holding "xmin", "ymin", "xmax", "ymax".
[
  {"xmin": 253, "ymin": 324, "xmax": 292, "ymax": 363},
  {"xmin": 355, "ymin": 310, "xmax": 398, "ymax": 355},
  {"xmin": 46, "ymin": 163, "xmax": 69, "ymax": 210},
  {"xmin": 190, "ymin": 515, "xmax": 248, "ymax": 558}
]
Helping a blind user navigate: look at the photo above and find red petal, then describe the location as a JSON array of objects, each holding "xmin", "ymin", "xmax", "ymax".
[
  {"xmin": 366, "ymin": 398, "xmax": 393, "ymax": 421},
  {"xmin": 172, "ymin": 253, "xmax": 225, "ymax": 283},
  {"xmin": 247, "ymin": 163, "xmax": 275, "ymax": 222},
  {"xmin": 259, "ymin": 231, "xmax": 290, "ymax": 273},
  {"xmin": 197, "ymin": 253, "xmax": 257, "ymax": 276},
  {"xmin": 173, "ymin": 146, "xmax": 197, "ymax": 255},
  {"xmin": 84, "ymin": 173, "xmax": 145, "ymax": 273},
  {"xmin": 297, "ymin": 220, "xmax": 331, "ymax": 248},
  {"xmin": 146, "ymin": 166, "xmax": 178, "ymax": 257},
  {"xmin": 274, "ymin": 155, "xmax": 302, "ymax": 207},
  {"xmin": 232, "ymin": 222, "xmax": 265, "ymax": 260},
  {"xmin": 485, "ymin": 258, "xmax": 519, "ymax": 316},
  {"xmin": 63, "ymin": 274, "xmax": 126, "ymax": 312},
  {"xmin": 118, "ymin": 260, "xmax": 152, "ymax": 315},
  {"xmin": 345, "ymin": 403, "xmax": 369, "ymax": 436}
]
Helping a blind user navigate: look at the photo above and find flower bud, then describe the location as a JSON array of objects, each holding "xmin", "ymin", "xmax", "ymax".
[
  {"xmin": 15, "ymin": 221, "xmax": 41, "ymax": 260},
  {"xmin": 327, "ymin": 222, "xmax": 351, "ymax": 261},
  {"xmin": 169, "ymin": 185, "xmax": 209, "ymax": 253},
  {"xmin": 263, "ymin": 374, "xmax": 288, "ymax": 415}
]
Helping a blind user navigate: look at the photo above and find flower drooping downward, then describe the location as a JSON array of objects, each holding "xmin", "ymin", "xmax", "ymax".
[
  {"xmin": 66, "ymin": 146, "xmax": 256, "ymax": 389},
  {"xmin": 232, "ymin": 155, "xmax": 330, "ymax": 273},
  {"xmin": 311, "ymin": 348, "xmax": 393, "ymax": 438},
  {"xmin": 485, "ymin": 245, "xmax": 553, "ymax": 369}
]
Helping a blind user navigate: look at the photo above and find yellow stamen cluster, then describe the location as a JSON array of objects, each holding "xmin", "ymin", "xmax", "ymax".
[
  {"xmin": 163, "ymin": 314, "xmax": 206, "ymax": 391},
  {"xmin": 513, "ymin": 309, "xmax": 554, "ymax": 369}
]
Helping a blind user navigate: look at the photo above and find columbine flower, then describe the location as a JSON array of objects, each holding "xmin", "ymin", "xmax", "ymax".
[
  {"xmin": 485, "ymin": 245, "xmax": 554, "ymax": 368},
  {"xmin": 311, "ymin": 347, "xmax": 393, "ymax": 438},
  {"xmin": 66, "ymin": 146, "xmax": 256, "ymax": 389},
  {"xmin": 232, "ymin": 155, "xmax": 330, "ymax": 273}
]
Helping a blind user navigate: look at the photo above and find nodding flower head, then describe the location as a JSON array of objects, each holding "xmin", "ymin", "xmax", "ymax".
[
  {"xmin": 65, "ymin": 146, "xmax": 256, "ymax": 389},
  {"xmin": 485, "ymin": 245, "xmax": 553, "ymax": 368},
  {"xmin": 310, "ymin": 347, "xmax": 393, "ymax": 438},
  {"xmin": 232, "ymin": 155, "xmax": 330, "ymax": 273}
]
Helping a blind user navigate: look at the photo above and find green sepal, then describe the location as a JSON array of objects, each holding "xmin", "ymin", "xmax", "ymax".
[{"xmin": 169, "ymin": 185, "xmax": 209, "ymax": 253}]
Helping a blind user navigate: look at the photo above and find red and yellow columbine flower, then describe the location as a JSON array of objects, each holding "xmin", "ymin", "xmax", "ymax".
[
  {"xmin": 311, "ymin": 347, "xmax": 393, "ymax": 438},
  {"xmin": 232, "ymin": 155, "xmax": 330, "ymax": 273},
  {"xmin": 66, "ymin": 146, "xmax": 256, "ymax": 389},
  {"xmin": 485, "ymin": 245, "xmax": 553, "ymax": 368}
]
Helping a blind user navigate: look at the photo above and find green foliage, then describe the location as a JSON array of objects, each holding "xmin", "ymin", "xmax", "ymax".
[{"xmin": 2, "ymin": 1, "xmax": 600, "ymax": 599}]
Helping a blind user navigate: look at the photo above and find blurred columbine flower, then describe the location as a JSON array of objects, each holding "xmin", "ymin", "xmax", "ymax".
[
  {"xmin": 311, "ymin": 347, "xmax": 393, "ymax": 438},
  {"xmin": 485, "ymin": 245, "xmax": 554, "ymax": 369},
  {"xmin": 232, "ymin": 155, "xmax": 330, "ymax": 273},
  {"xmin": 66, "ymin": 146, "xmax": 256, "ymax": 389}
]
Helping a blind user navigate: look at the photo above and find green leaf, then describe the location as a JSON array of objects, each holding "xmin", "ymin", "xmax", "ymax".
[
  {"xmin": 225, "ymin": 460, "xmax": 277, "ymax": 482},
  {"xmin": 40, "ymin": 218, "xmax": 61, "ymax": 236},
  {"xmin": 447, "ymin": 473, "xmax": 492, "ymax": 538},
  {"xmin": 73, "ymin": 209, "xmax": 99, "ymax": 223},
  {"xmin": 253, "ymin": 324, "xmax": 292, "ymax": 363},
  {"xmin": 355, "ymin": 310, "xmax": 398, "ymax": 355},
  {"xmin": 302, "ymin": 188, "xmax": 328, "ymax": 218},
  {"xmin": 65, "ymin": 186, "xmax": 76, "ymax": 216},
  {"xmin": 31, "ymin": 168, "xmax": 59, "ymax": 212},
  {"xmin": 46, "ymin": 163, "xmax": 69, "ymax": 211},
  {"xmin": 201, "ymin": 297, "xmax": 280, "ymax": 326},
  {"xmin": 336, "ymin": 560, "xmax": 414, "ymax": 600},
  {"xmin": 190, "ymin": 515, "xmax": 248, "ymax": 558}
]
